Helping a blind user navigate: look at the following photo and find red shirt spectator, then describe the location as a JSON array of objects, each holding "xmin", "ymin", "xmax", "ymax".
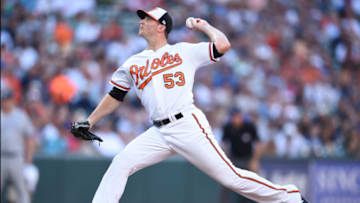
[{"xmin": 100, "ymin": 20, "xmax": 123, "ymax": 41}]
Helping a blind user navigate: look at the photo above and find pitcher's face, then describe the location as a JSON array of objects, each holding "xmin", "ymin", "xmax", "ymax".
[{"xmin": 139, "ymin": 16, "xmax": 162, "ymax": 38}]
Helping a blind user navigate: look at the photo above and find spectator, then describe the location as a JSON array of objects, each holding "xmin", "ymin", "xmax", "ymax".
[
  {"xmin": 273, "ymin": 122, "xmax": 311, "ymax": 158},
  {"xmin": 75, "ymin": 15, "xmax": 101, "ymax": 44},
  {"xmin": 345, "ymin": 130, "xmax": 360, "ymax": 159},
  {"xmin": 54, "ymin": 15, "xmax": 73, "ymax": 52},
  {"xmin": 49, "ymin": 74, "xmax": 77, "ymax": 104},
  {"xmin": 100, "ymin": 19, "xmax": 123, "ymax": 42}
]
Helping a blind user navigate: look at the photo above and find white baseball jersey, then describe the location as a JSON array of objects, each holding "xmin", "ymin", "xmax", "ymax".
[
  {"xmin": 109, "ymin": 42, "xmax": 218, "ymax": 120},
  {"xmin": 93, "ymin": 42, "xmax": 303, "ymax": 203}
]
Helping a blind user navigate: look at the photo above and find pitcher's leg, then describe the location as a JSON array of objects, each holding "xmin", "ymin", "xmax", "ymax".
[
  {"xmin": 92, "ymin": 127, "xmax": 174, "ymax": 203},
  {"xmin": 170, "ymin": 112, "xmax": 302, "ymax": 203}
]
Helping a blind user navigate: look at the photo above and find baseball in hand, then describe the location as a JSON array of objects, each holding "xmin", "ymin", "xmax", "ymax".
[{"xmin": 186, "ymin": 17, "xmax": 195, "ymax": 29}]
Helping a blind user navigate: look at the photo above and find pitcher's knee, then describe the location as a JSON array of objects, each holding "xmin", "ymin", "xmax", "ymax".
[
  {"xmin": 284, "ymin": 184, "xmax": 299, "ymax": 191},
  {"xmin": 112, "ymin": 151, "xmax": 139, "ymax": 176}
]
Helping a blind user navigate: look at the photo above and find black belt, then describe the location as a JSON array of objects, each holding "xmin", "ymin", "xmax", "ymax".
[{"xmin": 153, "ymin": 113, "xmax": 183, "ymax": 127}]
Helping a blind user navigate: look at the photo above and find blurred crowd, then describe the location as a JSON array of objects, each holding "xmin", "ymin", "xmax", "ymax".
[{"xmin": 1, "ymin": 0, "xmax": 360, "ymax": 159}]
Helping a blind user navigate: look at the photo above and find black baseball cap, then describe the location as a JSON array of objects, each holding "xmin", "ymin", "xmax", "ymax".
[{"xmin": 137, "ymin": 7, "xmax": 173, "ymax": 34}]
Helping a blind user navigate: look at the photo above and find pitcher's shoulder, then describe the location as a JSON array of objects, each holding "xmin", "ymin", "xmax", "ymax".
[
  {"xmin": 174, "ymin": 42, "xmax": 192, "ymax": 47},
  {"xmin": 174, "ymin": 42, "xmax": 208, "ymax": 49}
]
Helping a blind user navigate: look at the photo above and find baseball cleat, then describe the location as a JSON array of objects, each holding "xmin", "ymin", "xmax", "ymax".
[{"xmin": 301, "ymin": 196, "xmax": 309, "ymax": 203}]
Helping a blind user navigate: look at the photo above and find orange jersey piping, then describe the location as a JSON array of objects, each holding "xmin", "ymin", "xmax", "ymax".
[{"xmin": 191, "ymin": 113, "xmax": 300, "ymax": 194}]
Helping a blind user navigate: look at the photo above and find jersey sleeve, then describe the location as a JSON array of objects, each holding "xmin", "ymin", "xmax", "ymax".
[
  {"xmin": 109, "ymin": 66, "xmax": 132, "ymax": 92},
  {"xmin": 182, "ymin": 42, "xmax": 219, "ymax": 68}
]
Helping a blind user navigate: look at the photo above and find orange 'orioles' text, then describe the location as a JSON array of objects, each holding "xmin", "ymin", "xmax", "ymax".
[{"xmin": 130, "ymin": 52, "xmax": 183, "ymax": 90}]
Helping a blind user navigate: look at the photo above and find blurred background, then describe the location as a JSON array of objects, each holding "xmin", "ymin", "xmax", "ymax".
[{"xmin": 1, "ymin": 0, "xmax": 359, "ymax": 203}]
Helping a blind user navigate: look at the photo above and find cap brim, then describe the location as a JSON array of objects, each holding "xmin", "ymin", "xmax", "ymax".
[{"xmin": 136, "ymin": 9, "xmax": 159, "ymax": 22}]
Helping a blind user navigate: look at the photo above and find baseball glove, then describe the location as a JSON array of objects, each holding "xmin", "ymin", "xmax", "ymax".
[{"xmin": 71, "ymin": 121, "xmax": 103, "ymax": 142}]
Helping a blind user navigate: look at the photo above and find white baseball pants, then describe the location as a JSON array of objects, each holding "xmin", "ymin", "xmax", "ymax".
[{"xmin": 92, "ymin": 106, "xmax": 302, "ymax": 203}]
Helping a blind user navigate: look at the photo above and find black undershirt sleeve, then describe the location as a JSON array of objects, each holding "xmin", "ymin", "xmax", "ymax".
[
  {"xmin": 213, "ymin": 43, "xmax": 224, "ymax": 58},
  {"xmin": 108, "ymin": 87, "xmax": 128, "ymax": 102}
]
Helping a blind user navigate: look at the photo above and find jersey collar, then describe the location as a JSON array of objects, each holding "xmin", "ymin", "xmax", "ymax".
[{"xmin": 146, "ymin": 43, "xmax": 170, "ymax": 53}]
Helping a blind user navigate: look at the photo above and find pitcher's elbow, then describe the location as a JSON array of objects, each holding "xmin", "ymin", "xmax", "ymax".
[
  {"xmin": 223, "ymin": 41, "xmax": 231, "ymax": 53},
  {"xmin": 217, "ymin": 41, "xmax": 231, "ymax": 54}
]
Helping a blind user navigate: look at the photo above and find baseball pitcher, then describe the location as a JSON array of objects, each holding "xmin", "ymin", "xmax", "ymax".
[{"xmin": 71, "ymin": 7, "xmax": 306, "ymax": 203}]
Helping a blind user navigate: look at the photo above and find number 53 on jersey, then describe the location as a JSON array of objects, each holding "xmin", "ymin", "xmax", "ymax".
[{"xmin": 163, "ymin": 71, "xmax": 185, "ymax": 89}]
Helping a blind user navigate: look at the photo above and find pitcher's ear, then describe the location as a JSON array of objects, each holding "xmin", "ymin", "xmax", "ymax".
[{"xmin": 158, "ymin": 24, "xmax": 166, "ymax": 33}]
